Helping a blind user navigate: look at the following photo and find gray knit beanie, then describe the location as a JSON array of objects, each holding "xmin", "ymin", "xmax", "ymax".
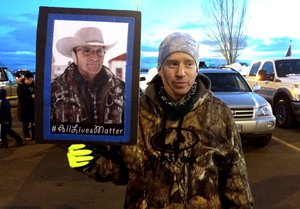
[{"xmin": 157, "ymin": 32, "xmax": 199, "ymax": 69}]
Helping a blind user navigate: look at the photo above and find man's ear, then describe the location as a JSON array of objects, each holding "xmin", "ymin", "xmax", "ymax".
[
  {"xmin": 157, "ymin": 67, "xmax": 161, "ymax": 76},
  {"xmin": 71, "ymin": 51, "xmax": 78, "ymax": 65}
]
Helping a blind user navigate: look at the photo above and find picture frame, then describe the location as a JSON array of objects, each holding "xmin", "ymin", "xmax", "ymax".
[{"xmin": 35, "ymin": 6, "xmax": 141, "ymax": 145}]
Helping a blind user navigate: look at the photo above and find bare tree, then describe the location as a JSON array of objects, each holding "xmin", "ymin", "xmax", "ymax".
[{"xmin": 202, "ymin": 0, "xmax": 248, "ymax": 64}]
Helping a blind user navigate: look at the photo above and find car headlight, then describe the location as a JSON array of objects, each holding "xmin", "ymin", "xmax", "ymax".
[
  {"xmin": 257, "ymin": 104, "xmax": 273, "ymax": 116},
  {"xmin": 294, "ymin": 84, "xmax": 300, "ymax": 101}
]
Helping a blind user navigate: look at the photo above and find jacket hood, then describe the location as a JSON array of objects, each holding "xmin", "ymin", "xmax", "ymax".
[
  {"xmin": 144, "ymin": 73, "xmax": 211, "ymax": 120},
  {"xmin": 198, "ymin": 72, "xmax": 211, "ymax": 90}
]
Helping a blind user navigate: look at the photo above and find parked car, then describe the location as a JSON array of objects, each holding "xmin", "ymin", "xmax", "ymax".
[
  {"xmin": 0, "ymin": 67, "xmax": 18, "ymax": 106},
  {"xmin": 200, "ymin": 67, "xmax": 276, "ymax": 147},
  {"xmin": 245, "ymin": 58, "xmax": 300, "ymax": 128}
]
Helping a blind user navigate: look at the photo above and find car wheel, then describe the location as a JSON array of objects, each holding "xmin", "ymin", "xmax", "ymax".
[
  {"xmin": 274, "ymin": 100, "xmax": 293, "ymax": 128},
  {"xmin": 253, "ymin": 134, "xmax": 272, "ymax": 147}
]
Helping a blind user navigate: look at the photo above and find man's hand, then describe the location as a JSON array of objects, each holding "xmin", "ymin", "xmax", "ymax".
[{"xmin": 67, "ymin": 144, "xmax": 94, "ymax": 168}]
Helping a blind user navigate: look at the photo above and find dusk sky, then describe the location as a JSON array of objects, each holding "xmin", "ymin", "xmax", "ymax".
[{"xmin": 0, "ymin": 0, "xmax": 299, "ymax": 71}]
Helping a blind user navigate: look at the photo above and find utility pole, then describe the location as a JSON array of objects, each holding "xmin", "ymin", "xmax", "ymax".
[{"xmin": 136, "ymin": 0, "xmax": 139, "ymax": 11}]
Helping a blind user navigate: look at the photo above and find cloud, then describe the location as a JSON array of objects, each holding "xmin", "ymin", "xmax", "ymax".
[
  {"xmin": 0, "ymin": 13, "xmax": 37, "ymax": 69},
  {"xmin": 247, "ymin": 0, "xmax": 300, "ymax": 38},
  {"xmin": 141, "ymin": 45, "xmax": 157, "ymax": 53},
  {"xmin": 0, "ymin": 17, "xmax": 37, "ymax": 49},
  {"xmin": 235, "ymin": 36, "xmax": 300, "ymax": 62},
  {"xmin": 0, "ymin": 51, "xmax": 35, "ymax": 70},
  {"xmin": 1, "ymin": 51, "xmax": 35, "ymax": 56},
  {"xmin": 176, "ymin": 20, "xmax": 204, "ymax": 31},
  {"xmin": 1, "ymin": 0, "xmax": 300, "ymax": 70},
  {"xmin": 244, "ymin": 36, "xmax": 299, "ymax": 58}
]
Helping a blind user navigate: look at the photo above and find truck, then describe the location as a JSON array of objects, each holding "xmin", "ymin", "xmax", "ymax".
[{"xmin": 245, "ymin": 58, "xmax": 300, "ymax": 128}]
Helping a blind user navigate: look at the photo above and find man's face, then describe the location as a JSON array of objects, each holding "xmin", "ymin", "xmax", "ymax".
[
  {"xmin": 158, "ymin": 52, "xmax": 198, "ymax": 101},
  {"xmin": 24, "ymin": 77, "xmax": 34, "ymax": 85},
  {"xmin": 75, "ymin": 45, "xmax": 105, "ymax": 80}
]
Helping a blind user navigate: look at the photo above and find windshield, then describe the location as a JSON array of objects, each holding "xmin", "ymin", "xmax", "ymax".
[
  {"xmin": 204, "ymin": 72, "xmax": 252, "ymax": 92},
  {"xmin": 275, "ymin": 59, "xmax": 300, "ymax": 77}
]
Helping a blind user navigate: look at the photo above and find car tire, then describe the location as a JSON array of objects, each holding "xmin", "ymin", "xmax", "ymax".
[
  {"xmin": 274, "ymin": 100, "xmax": 293, "ymax": 128},
  {"xmin": 253, "ymin": 134, "xmax": 272, "ymax": 147}
]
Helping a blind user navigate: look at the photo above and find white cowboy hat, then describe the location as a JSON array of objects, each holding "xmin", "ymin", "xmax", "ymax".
[{"xmin": 56, "ymin": 27, "xmax": 116, "ymax": 58}]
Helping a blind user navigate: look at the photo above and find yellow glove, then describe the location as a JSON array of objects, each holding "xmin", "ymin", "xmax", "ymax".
[{"xmin": 67, "ymin": 144, "xmax": 94, "ymax": 168}]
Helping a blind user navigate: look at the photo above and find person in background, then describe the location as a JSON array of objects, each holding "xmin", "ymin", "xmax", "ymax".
[
  {"xmin": 18, "ymin": 71, "xmax": 35, "ymax": 141},
  {"xmin": 0, "ymin": 89, "xmax": 25, "ymax": 148},
  {"xmin": 66, "ymin": 32, "xmax": 254, "ymax": 208},
  {"xmin": 51, "ymin": 27, "xmax": 124, "ymax": 124},
  {"xmin": 15, "ymin": 70, "xmax": 25, "ymax": 122}
]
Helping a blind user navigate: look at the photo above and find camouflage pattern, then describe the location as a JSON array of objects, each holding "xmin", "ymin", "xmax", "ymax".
[
  {"xmin": 81, "ymin": 74, "xmax": 254, "ymax": 209},
  {"xmin": 51, "ymin": 63, "xmax": 124, "ymax": 124}
]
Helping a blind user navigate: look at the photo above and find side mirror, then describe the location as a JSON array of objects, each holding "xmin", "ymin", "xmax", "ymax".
[
  {"xmin": 257, "ymin": 70, "xmax": 266, "ymax": 81},
  {"xmin": 252, "ymin": 83, "xmax": 261, "ymax": 92}
]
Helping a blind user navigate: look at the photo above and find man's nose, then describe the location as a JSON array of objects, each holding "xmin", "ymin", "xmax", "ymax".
[
  {"xmin": 176, "ymin": 64, "xmax": 186, "ymax": 77},
  {"xmin": 89, "ymin": 51, "xmax": 99, "ymax": 58}
]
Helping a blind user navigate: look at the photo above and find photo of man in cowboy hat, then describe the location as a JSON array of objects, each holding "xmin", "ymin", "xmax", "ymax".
[{"xmin": 50, "ymin": 26, "xmax": 125, "ymax": 125}]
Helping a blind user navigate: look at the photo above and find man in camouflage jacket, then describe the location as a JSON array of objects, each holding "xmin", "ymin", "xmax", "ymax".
[
  {"xmin": 67, "ymin": 32, "xmax": 254, "ymax": 209},
  {"xmin": 51, "ymin": 27, "xmax": 124, "ymax": 124},
  {"xmin": 51, "ymin": 62, "xmax": 124, "ymax": 124}
]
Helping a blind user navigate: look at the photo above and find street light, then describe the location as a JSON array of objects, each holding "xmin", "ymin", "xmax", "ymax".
[{"xmin": 136, "ymin": 0, "xmax": 139, "ymax": 11}]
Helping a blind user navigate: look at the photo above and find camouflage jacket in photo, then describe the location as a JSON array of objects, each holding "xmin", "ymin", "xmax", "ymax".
[
  {"xmin": 51, "ymin": 63, "xmax": 125, "ymax": 124},
  {"xmin": 79, "ymin": 74, "xmax": 254, "ymax": 209}
]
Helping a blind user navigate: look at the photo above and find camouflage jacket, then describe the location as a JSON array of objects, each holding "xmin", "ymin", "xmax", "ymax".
[
  {"xmin": 51, "ymin": 63, "xmax": 124, "ymax": 124},
  {"xmin": 80, "ymin": 74, "xmax": 254, "ymax": 209}
]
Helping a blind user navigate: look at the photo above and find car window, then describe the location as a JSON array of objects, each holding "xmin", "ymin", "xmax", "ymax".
[
  {"xmin": 261, "ymin": 62, "xmax": 274, "ymax": 74},
  {"xmin": 0, "ymin": 69, "xmax": 7, "ymax": 81},
  {"xmin": 275, "ymin": 59, "xmax": 300, "ymax": 77},
  {"xmin": 4, "ymin": 69, "xmax": 16, "ymax": 84},
  {"xmin": 249, "ymin": 62, "xmax": 261, "ymax": 76},
  {"xmin": 205, "ymin": 72, "xmax": 251, "ymax": 92},
  {"xmin": 260, "ymin": 61, "xmax": 275, "ymax": 81}
]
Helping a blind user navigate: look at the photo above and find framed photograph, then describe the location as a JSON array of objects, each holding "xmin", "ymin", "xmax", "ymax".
[{"xmin": 35, "ymin": 6, "xmax": 141, "ymax": 144}]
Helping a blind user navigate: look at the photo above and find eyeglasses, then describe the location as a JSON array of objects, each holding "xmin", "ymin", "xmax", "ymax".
[{"xmin": 75, "ymin": 48, "xmax": 105, "ymax": 57}]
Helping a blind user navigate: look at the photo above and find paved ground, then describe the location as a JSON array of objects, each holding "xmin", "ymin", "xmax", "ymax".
[
  {"xmin": 2, "ymin": 108, "xmax": 300, "ymax": 209},
  {"xmin": 0, "ymin": 111, "xmax": 126, "ymax": 209}
]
